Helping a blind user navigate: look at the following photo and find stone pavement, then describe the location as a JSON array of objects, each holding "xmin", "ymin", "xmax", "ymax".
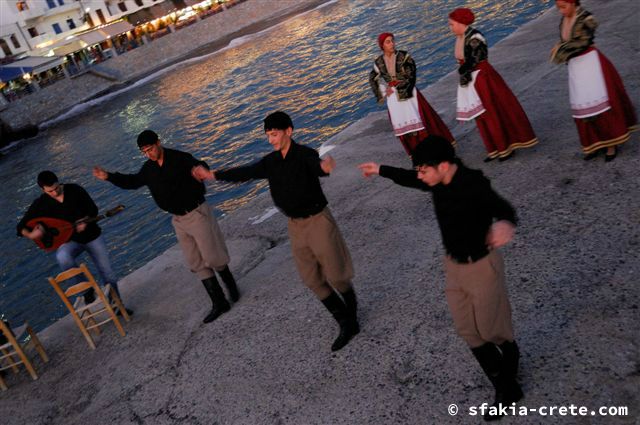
[{"xmin": 0, "ymin": 1, "xmax": 638, "ymax": 424}]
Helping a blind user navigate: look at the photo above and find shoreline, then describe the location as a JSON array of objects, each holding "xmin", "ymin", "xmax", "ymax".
[
  {"xmin": 87, "ymin": 0, "xmax": 335, "ymax": 102},
  {"xmin": 0, "ymin": 0, "xmax": 330, "ymax": 148},
  {"xmin": 1, "ymin": 1, "xmax": 638, "ymax": 423}
]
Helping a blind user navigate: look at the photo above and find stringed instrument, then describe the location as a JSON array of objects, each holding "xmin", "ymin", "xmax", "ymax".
[{"xmin": 26, "ymin": 205, "xmax": 125, "ymax": 252}]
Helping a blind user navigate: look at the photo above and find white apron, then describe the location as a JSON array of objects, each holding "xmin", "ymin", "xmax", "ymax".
[
  {"xmin": 568, "ymin": 49, "xmax": 610, "ymax": 119},
  {"xmin": 456, "ymin": 70, "xmax": 485, "ymax": 121},
  {"xmin": 382, "ymin": 84, "xmax": 425, "ymax": 136}
]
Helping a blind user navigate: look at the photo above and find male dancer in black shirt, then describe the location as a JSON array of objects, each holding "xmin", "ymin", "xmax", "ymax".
[
  {"xmin": 192, "ymin": 111, "xmax": 359, "ymax": 351},
  {"xmin": 17, "ymin": 171, "xmax": 132, "ymax": 315},
  {"xmin": 93, "ymin": 130, "xmax": 238, "ymax": 324},
  {"xmin": 359, "ymin": 135, "xmax": 522, "ymax": 420}
]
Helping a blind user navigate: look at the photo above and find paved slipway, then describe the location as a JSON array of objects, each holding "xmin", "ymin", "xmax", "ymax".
[{"xmin": 1, "ymin": 1, "xmax": 638, "ymax": 424}]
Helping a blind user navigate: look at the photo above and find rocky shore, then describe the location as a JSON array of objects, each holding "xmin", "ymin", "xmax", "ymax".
[{"xmin": 0, "ymin": 1, "xmax": 638, "ymax": 424}]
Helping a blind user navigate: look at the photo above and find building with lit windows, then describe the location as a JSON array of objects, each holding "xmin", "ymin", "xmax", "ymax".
[{"xmin": 0, "ymin": 1, "xmax": 167, "ymax": 60}]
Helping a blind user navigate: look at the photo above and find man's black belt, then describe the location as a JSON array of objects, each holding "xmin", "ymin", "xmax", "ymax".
[
  {"xmin": 289, "ymin": 206, "xmax": 325, "ymax": 219},
  {"xmin": 448, "ymin": 248, "xmax": 490, "ymax": 264},
  {"xmin": 173, "ymin": 201, "xmax": 204, "ymax": 216}
]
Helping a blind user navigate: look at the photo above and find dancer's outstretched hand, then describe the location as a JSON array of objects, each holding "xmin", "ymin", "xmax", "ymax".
[
  {"xmin": 93, "ymin": 166, "xmax": 108, "ymax": 180},
  {"xmin": 320, "ymin": 156, "xmax": 336, "ymax": 174},
  {"xmin": 486, "ymin": 220, "xmax": 515, "ymax": 248},
  {"xmin": 191, "ymin": 165, "xmax": 213, "ymax": 182},
  {"xmin": 358, "ymin": 162, "xmax": 380, "ymax": 178}
]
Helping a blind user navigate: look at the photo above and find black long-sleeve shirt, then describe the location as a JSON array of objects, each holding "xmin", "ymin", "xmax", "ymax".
[
  {"xmin": 215, "ymin": 141, "xmax": 328, "ymax": 218},
  {"xmin": 379, "ymin": 163, "xmax": 517, "ymax": 257},
  {"xmin": 106, "ymin": 148, "xmax": 208, "ymax": 215},
  {"xmin": 17, "ymin": 183, "xmax": 101, "ymax": 244}
]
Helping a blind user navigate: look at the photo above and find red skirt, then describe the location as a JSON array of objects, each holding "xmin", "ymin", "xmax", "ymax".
[
  {"xmin": 397, "ymin": 88, "xmax": 456, "ymax": 155},
  {"xmin": 473, "ymin": 61, "xmax": 538, "ymax": 159},
  {"xmin": 572, "ymin": 49, "xmax": 638, "ymax": 153}
]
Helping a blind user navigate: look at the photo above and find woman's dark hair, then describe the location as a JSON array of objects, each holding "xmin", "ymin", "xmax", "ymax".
[{"xmin": 37, "ymin": 170, "xmax": 58, "ymax": 188}]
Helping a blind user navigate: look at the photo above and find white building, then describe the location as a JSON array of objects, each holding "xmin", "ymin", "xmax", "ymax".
[{"xmin": 0, "ymin": 0, "xmax": 164, "ymax": 60}]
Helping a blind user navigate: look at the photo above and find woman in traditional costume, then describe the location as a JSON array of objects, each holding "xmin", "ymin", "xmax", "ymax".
[
  {"xmin": 369, "ymin": 32, "xmax": 455, "ymax": 156},
  {"xmin": 449, "ymin": 8, "xmax": 538, "ymax": 162},
  {"xmin": 551, "ymin": 0, "xmax": 637, "ymax": 161}
]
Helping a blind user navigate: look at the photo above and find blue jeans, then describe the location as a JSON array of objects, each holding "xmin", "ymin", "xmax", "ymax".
[{"xmin": 55, "ymin": 235, "xmax": 121, "ymax": 298}]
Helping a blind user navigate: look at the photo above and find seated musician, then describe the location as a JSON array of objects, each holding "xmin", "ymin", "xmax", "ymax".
[{"xmin": 17, "ymin": 171, "xmax": 132, "ymax": 315}]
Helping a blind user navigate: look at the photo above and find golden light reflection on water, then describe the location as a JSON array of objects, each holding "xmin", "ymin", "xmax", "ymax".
[{"xmin": 118, "ymin": 98, "xmax": 159, "ymax": 137}]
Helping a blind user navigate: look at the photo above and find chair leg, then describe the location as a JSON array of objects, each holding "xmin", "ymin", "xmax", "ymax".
[
  {"xmin": 0, "ymin": 373, "xmax": 7, "ymax": 391},
  {"xmin": 11, "ymin": 344, "xmax": 38, "ymax": 380},
  {"xmin": 111, "ymin": 313, "xmax": 126, "ymax": 337},
  {"xmin": 109, "ymin": 287, "xmax": 131, "ymax": 322},
  {"xmin": 1, "ymin": 348, "xmax": 20, "ymax": 373},
  {"xmin": 26, "ymin": 327, "xmax": 49, "ymax": 363},
  {"xmin": 70, "ymin": 311, "xmax": 96, "ymax": 350},
  {"xmin": 99, "ymin": 286, "xmax": 126, "ymax": 337}
]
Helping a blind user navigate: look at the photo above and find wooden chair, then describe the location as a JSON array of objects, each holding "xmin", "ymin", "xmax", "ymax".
[
  {"xmin": 0, "ymin": 320, "xmax": 49, "ymax": 391},
  {"xmin": 47, "ymin": 263, "xmax": 130, "ymax": 350}
]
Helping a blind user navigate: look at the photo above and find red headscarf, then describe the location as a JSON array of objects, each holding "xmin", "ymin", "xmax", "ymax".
[
  {"xmin": 449, "ymin": 8, "xmax": 475, "ymax": 25},
  {"xmin": 377, "ymin": 32, "xmax": 393, "ymax": 50}
]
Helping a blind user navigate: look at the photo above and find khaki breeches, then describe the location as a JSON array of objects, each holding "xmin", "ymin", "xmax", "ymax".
[
  {"xmin": 172, "ymin": 202, "xmax": 230, "ymax": 280},
  {"xmin": 444, "ymin": 250, "xmax": 514, "ymax": 348},
  {"xmin": 287, "ymin": 208, "xmax": 354, "ymax": 299}
]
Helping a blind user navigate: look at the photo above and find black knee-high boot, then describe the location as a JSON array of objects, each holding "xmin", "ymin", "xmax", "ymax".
[
  {"xmin": 471, "ymin": 342, "xmax": 523, "ymax": 421},
  {"xmin": 499, "ymin": 340, "xmax": 523, "ymax": 401},
  {"xmin": 201, "ymin": 276, "xmax": 230, "ymax": 324},
  {"xmin": 340, "ymin": 287, "xmax": 360, "ymax": 334},
  {"xmin": 498, "ymin": 340, "xmax": 520, "ymax": 380},
  {"xmin": 217, "ymin": 266, "xmax": 239, "ymax": 302},
  {"xmin": 321, "ymin": 292, "xmax": 356, "ymax": 352}
]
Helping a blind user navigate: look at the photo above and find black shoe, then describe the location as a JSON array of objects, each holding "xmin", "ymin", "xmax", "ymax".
[
  {"xmin": 201, "ymin": 276, "xmax": 230, "ymax": 324},
  {"xmin": 583, "ymin": 150, "xmax": 601, "ymax": 161},
  {"xmin": 498, "ymin": 151, "xmax": 515, "ymax": 162},
  {"xmin": 115, "ymin": 307, "xmax": 134, "ymax": 317},
  {"xmin": 83, "ymin": 288, "xmax": 96, "ymax": 304},
  {"xmin": 331, "ymin": 320, "xmax": 355, "ymax": 351},
  {"xmin": 321, "ymin": 292, "xmax": 357, "ymax": 351},
  {"xmin": 203, "ymin": 303, "xmax": 230, "ymax": 323},
  {"xmin": 218, "ymin": 266, "xmax": 239, "ymax": 302},
  {"xmin": 604, "ymin": 146, "xmax": 618, "ymax": 162}
]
